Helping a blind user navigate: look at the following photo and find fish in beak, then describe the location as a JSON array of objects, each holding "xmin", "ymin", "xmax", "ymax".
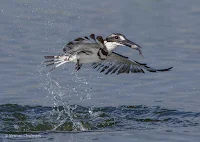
[{"xmin": 120, "ymin": 39, "xmax": 143, "ymax": 57}]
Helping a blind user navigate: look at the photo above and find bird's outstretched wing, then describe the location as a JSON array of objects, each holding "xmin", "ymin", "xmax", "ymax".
[
  {"xmin": 63, "ymin": 34, "xmax": 105, "ymax": 53},
  {"xmin": 91, "ymin": 52, "xmax": 173, "ymax": 75}
]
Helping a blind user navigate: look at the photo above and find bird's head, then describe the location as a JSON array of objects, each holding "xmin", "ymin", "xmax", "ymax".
[{"xmin": 104, "ymin": 33, "xmax": 142, "ymax": 55}]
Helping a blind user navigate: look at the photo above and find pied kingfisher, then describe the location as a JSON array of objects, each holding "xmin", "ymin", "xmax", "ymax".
[{"xmin": 44, "ymin": 33, "xmax": 172, "ymax": 75}]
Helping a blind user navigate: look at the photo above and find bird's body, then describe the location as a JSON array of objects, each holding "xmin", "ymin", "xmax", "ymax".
[
  {"xmin": 45, "ymin": 33, "xmax": 172, "ymax": 74},
  {"xmin": 66, "ymin": 43, "xmax": 104, "ymax": 64}
]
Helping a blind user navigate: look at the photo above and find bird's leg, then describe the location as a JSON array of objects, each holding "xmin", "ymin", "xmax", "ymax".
[{"xmin": 75, "ymin": 59, "xmax": 82, "ymax": 71}]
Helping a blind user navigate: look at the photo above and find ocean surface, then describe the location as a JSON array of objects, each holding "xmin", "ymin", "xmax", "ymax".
[{"xmin": 0, "ymin": 0, "xmax": 200, "ymax": 141}]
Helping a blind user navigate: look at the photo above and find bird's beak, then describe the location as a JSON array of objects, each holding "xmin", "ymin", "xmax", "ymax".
[
  {"xmin": 121, "ymin": 39, "xmax": 141, "ymax": 49},
  {"xmin": 121, "ymin": 39, "xmax": 143, "ymax": 57}
]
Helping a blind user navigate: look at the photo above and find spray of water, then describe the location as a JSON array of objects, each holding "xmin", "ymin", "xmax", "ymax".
[{"xmin": 37, "ymin": 63, "xmax": 93, "ymax": 131}]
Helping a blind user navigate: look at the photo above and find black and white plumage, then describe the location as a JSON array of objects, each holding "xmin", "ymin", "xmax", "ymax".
[{"xmin": 44, "ymin": 33, "xmax": 172, "ymax": 74}]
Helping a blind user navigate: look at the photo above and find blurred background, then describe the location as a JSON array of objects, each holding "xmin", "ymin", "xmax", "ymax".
[{"xmin": 0, "ymin": 0, "xmax": 200, "ymax": 141}]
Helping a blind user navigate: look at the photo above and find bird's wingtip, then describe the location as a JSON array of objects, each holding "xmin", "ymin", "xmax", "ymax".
[
  {"xmin": 158, "ymin": 66, "xmax": 173, "ymax": 72},
  {"xmin": 166, "ymin": 66, "xmax": 173, "ymax": 71}
]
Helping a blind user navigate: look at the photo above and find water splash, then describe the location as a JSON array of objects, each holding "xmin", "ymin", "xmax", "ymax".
[
  {"xmin": 0, "ymin": 104, "xmax": 199, "ymax": 133},
  {"xmin": 37, "ymin": 63, "xmax": 93, "ymax": 131}
]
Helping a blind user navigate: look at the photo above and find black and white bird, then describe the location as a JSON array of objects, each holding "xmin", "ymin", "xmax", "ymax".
[{"xmin": 44, "ymin": 33, "xmax": 172, "ymax": 75}]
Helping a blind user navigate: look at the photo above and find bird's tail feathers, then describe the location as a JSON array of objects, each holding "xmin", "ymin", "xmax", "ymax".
[{"xmin": 44, "ymin": 55, "xmax": 69, "ymax": 72}]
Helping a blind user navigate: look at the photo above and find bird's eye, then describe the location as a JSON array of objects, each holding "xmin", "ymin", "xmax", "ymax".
[{"xmin": 115, "ymin": 36, "xmax": 119, "ymax": 39}]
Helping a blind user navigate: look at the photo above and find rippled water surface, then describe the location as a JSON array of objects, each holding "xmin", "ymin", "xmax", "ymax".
[{"xmin": 0, "ymin": 0, "xmax": 200, "ymax": 141}]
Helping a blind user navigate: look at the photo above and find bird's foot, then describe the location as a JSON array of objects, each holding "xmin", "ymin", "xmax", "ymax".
[{"xmin": 75, "ymin": 60, "xmax": 82, "ymax": 71}]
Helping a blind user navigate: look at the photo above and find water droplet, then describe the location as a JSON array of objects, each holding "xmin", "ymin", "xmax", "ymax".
[{"xmin": 14, "ymin": 125, "xmax": 19, "ymax": 130}]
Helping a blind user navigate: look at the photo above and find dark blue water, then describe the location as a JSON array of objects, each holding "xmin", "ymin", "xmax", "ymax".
[{"xmin": 0, "ymin": 0, "xmax": 200, "ymax": 141}]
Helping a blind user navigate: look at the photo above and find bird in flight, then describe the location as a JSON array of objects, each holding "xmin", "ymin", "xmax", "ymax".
[{"xmin": 44, "ymin": 33, "xmax": 172, "ymax": 75}]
